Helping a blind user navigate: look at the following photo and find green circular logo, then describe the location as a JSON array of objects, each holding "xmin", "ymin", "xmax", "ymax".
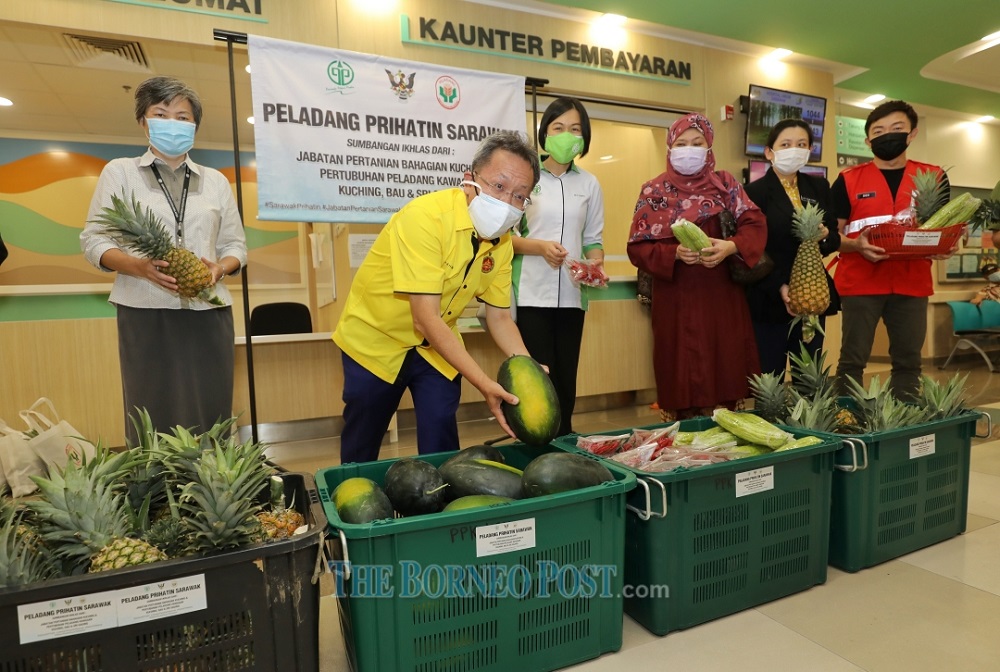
[{"xmin": 327, "ymin": 60, "xmax": 355, "ymax": 87}]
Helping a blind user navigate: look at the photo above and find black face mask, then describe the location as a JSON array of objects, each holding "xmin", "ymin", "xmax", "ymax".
[{"xmin": 869, "ymin": 132, "xmax": 909, "ymax": 161}]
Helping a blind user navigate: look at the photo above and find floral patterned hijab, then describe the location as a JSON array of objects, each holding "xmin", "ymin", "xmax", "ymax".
[{"xmin": 629, "ymin": 113, "xmax": 757, "ymax": 243}]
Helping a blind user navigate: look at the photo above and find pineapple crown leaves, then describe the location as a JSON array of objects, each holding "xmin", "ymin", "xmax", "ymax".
[
  {"xmin": 89, "ymin": 189, "xmax": 173, "ymax": 257},
  {"xmin": 0, "ymin": 507, "xmax": 58, "ymax": 588},
  {"xmin": 917, "ymin": 373, "xmax": 969, "ymax": 420},
  {"xmin": 971, "ymin": 198, "xmax": 1000, "ymax": 232},
  {"xmin": 844, "ymin": 375, "xmax": 927, "ymax": 431},
  {"xmin": 27, "ymin": 462, "xmax": 132, "ymax": 568},
  {"xmin": 748, "ymin": 371, "xmax": 790, "ymax": 423},
  {"xmin": 176, "ymin": 440, "xmax": 273, "ymax": 552},
  {"xmin": 785, "ymin": 387, "xmax": 841, "ymax": 433},
  {"xmin": 791, "ymin": 202, "xmax": 828, "ymax": 243},
  {"xmin": 789, "ymin": 343, "xmax": 835, "ymax": 398},
  {"xmin": 912, "ymin": 168, "xmax": 948, "ymax": 224}
]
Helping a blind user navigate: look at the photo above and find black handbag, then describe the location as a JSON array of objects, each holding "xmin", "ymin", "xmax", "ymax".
[{"xmin": 718, "ymin": 210, "xmax": 773, "ymax": 285}]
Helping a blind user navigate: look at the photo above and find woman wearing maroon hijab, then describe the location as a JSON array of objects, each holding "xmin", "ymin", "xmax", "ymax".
[{"xmin": 628, "ymin": 113, "xmax": 767, "ymax": 421}]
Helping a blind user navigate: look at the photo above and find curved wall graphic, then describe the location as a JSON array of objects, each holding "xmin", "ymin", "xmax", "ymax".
[{"xmin": 0, "ymin": 138, "xmax": 301, "ymax": 291}]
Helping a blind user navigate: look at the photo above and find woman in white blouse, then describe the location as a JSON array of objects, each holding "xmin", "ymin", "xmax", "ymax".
[
  {"xmin": 80, "ymin": 76, "xmax": 247, "ymax": 445},
  {"xmin": 512, "ymin": 97, "xmax": 605, "ymax": 435}
]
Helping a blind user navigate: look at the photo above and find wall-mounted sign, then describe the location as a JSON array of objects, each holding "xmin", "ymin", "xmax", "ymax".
[
  {"xmin": 103, "ymin": 0, "xmax": 266, "ymax": 24},
  {"xmin": 403, "ymin": 15, "xmax": 692, "ymax": 86}
]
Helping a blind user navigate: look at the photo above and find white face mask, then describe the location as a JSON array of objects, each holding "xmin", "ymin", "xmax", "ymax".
[
  {"xmin": 463, "ymin": 181, "xmax": 523, "ymax": 239},
  {"xmin": 771, "ymin": 147, "xmax": 811, "ymax": 175},
  {"xmin": 989, "ymin": 272, "xmax": 1000, "ymax": 283},
  {"xmin": 669, "ymin": 146, "xmax": 708, "ymax": 175}
]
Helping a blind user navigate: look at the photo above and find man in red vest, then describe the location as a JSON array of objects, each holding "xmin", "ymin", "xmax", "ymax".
[{"xmin": 831, "ymin": 100, "xmax": 949, "ymax": 400}]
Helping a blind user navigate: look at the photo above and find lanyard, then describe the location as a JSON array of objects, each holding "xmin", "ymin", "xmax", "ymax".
[{"xmin": 149, "ymin": 163, "xmax": 191, "ymax": 243}]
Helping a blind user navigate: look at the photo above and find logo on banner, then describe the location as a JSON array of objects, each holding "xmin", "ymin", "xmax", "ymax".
[
  {"xmin": 435, "ymin": 75, "xmax": 461, "ymax": 109},
  {"xmin": 327, "ymin": 60, "xmax": 356, "ymax": 90},
  {"xmin": 386, "ymin": 70, "xmax": 416, "ymax": 101}
]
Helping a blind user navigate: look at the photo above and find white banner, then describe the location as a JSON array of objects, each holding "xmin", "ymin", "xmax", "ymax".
[{"xmin": 248, "ymin": 35, "xmax": 527, "ymax": 223}]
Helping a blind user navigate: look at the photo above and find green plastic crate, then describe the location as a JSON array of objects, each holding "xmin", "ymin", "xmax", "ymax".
[
  {"xmin": 555, "ymin": 418, "xmax": 841, "ymax": 636},
  {"xmin": 316, "ymin": 443, "xmax": 636, "ymax": 672},
  {"xmin": 787, "ymin": 410, "xmax": 986, "ymax": 572}
]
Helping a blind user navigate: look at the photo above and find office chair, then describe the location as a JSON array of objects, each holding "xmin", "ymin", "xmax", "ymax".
[{"xmin": 249, "ymin": 302, "xmax": 312, "ymax": 336}]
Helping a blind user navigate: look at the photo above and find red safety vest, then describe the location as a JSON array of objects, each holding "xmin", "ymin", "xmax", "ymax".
[{"xmin": 834, "ymin": 160, "xmax": 940, "ymax": 297}]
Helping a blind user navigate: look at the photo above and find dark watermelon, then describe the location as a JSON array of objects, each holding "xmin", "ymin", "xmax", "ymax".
[
  {"xmin": 383, "ymin": 458, "xmax": 448, "ymax": 516},
  {"xmin": 521, "ymin": 452, "xmax": 614, "ymax": 497},
  {"xmin": 440, "ymin": 458, "xmax": 524, "ymax": 500}
]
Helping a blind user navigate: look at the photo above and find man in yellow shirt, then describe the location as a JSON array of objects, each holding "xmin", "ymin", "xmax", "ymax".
[{"xmin": 334, "ymin": 131, "xmax": 540, "ymax": 463}]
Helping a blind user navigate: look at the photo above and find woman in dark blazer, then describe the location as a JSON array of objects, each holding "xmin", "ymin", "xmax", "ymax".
[{"xmin": 744, "ymin": 118, "xmax": 840, "ymax": 377}]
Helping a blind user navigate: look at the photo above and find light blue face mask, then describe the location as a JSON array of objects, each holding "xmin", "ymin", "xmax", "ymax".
[{"xmin": 147, "ymin": 118, "xmax": 196, "ymax": 157}]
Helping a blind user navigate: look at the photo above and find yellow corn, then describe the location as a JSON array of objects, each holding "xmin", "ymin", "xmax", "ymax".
[{"xmin": 712, "ymin": 409, "xmax": 792, "ymax": 449}]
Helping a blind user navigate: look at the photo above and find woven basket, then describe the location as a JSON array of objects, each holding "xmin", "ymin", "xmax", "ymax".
[{"xmin": 864, "ymin": 220, "xmax": 966, "ymax": 259}]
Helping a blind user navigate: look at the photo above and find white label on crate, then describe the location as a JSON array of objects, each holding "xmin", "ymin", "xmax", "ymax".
[
  {"xmin": 901, "ymin": 230, "xmax": 942, "ymax": 247},
  {"xmin": 475, "ymin": 518, "xmax": 536, "ymax": 557},
  {"xmin": 18, "ymin": 589, "xmax": 120, "ymax": 644},
  {"xmin": 735, "ymin": 466, "xmax": 775, "ymax": 498},
  {"xmin": 909, "ymin": 433, "xmax": 936, "ymax": 459},
  {"xmin": 117, "ymin": 573, "xmax": 208, "ymax": 626}
]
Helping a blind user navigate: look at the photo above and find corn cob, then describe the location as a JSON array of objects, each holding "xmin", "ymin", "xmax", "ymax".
[
  {"xmin": 918, "ymin": 192, "xmax": 982, "ymax": 230},
  {"xmin": 670, "ymin": 219, "xmax": 711, "ymax": 253},
  {"xmin": 775, "ymin": 435, "xmax": 825, "ymax": 452},
  {"xmin": 712, "ymin": 409, "xmax": 793, "ymax": 449}
]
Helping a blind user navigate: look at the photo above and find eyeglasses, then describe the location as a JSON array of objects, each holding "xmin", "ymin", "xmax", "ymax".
[{"xmin": 473, "ymin": 171, "xmax": 531, "ymax": 210}]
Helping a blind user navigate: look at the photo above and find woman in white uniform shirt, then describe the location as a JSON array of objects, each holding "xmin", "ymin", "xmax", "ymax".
[{"xmin": 512, "ymin": 97, "xmax": 605, "ymax": 435}]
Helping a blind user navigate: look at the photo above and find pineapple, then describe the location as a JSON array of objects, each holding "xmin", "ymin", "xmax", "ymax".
[
  {"xmin": 749, "ymin": 372, "xmax": 789, "ymax": 423},
  {"xmin": 844, "ymin": 375, "xmax": 926, "ymax": 432},
  {"xmin": 145, "ymin": 487, "xmax": 193, "ymax": 558},
  {"xmin": 27, "ymin": 457, "xmax": 167, "ymax": 574},
  {"xmin": 911, "ymin": 168, "xmax": 948, "ymax": 225},
  {"xmin": 89, "ymin": 190, "xmax": 224, "ymax": 305},
  {"xmin": 917, "ymin": 373, "xmax": 968, "ymax": 421},
  {"xmin": 0, "ymin": 503, "xmax": 57, "ymax": 588},
  {"xmin": 787, "ymin": 203, "xmax": 831, "ymax": 344},
  {"xmin": 785, "ymin": 388, "xmax": 840, "ymax": 433},
  {"xmin": 789, "ymin": 343, "xmax": 835, "ymax": 399},
  {"xmin": 177, "ymin": 436, "xmax": 274, "ymax": 553},
  {"xmin": 972, "ymin": 180, "xmax": 1000, "ymax": 231},
  {"xmin": 256, "ymin": 476, "xmax": 306, "ymax": 541}
]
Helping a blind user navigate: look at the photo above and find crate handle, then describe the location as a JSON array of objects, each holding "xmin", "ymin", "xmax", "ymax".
[
  {"xmin": 835, "ymin": 437, "xmax": 868, "ymax": 472},
  {"xmin": 974, "ymin": 411, "xmax": 993, "ymax": 439},
  {"xmin": 331, "ymin": 527, "xmax": 351, "ymax": 581},
  {"xmin": 626, "ymin": 478, "xmax": 667, "ymax": 520},
  {"xmin": 626, "ymin": 478, "xmax": 653, "ymax": 520}
]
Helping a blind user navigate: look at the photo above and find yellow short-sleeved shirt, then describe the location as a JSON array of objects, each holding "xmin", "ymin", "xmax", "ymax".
[{"xmin": 333, "ymin": 188, "xmax": 513, "ymax": 383}]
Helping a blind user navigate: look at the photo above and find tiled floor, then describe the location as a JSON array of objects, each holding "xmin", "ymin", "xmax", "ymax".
[{"xmin": 266, "ymin": 362, "xmax": 1000, "ymax": 672}]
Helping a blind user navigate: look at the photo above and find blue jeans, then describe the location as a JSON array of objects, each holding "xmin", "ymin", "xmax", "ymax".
[{"xmin": 340, "ymin": 350, "xmax": 461, "ymax": 463}]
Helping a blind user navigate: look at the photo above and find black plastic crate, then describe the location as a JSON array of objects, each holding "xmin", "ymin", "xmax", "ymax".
[{"xmin": 0, "ymin": 472, "xmax": 324, "ymax": 672}]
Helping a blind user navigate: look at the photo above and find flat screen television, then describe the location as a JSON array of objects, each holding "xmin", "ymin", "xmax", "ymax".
[
  {"xmin": 744, "ymin": 84, "xmax": 827, "ymax": 162},
  {"xmin": 745, "ymin": 159, "xmax": 828, "ymax": 185}
]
